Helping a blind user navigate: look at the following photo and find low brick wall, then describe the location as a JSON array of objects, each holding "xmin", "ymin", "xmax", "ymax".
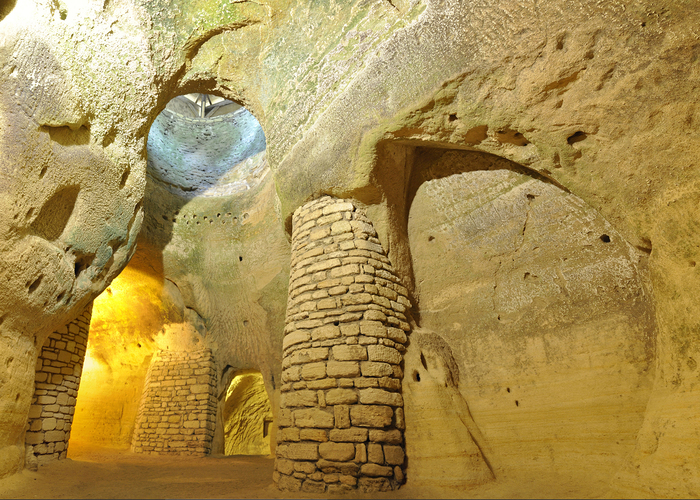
[
  {"xmin": 131, "ymin": 349, "xmax": 217, "ymax": 456},
  {"xmin": 274, "ymin": 196, "xmax": 411, "ymax": 493},
  {"xmin": 26, "ymin": 303, "xmax": 92, "ymax": 463}
]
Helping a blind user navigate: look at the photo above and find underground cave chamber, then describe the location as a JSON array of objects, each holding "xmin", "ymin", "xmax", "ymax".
[{"xmin": 25, "ymin": 93, "xmax": 278, "ymax": 461}]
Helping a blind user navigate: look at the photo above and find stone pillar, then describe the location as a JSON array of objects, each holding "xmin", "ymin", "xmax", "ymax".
[
  {"xmin": 131, "ymin": 349, "xmax": 217, "ymax": 456},
  {"xmin": 274, "ymin": 196, "xmax": 411, "ymax": 494},
  {"xmin": 25, "ymin": 303, "xmax": 92, "ymax": 464}
]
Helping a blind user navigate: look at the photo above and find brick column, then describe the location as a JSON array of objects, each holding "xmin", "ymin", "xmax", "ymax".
[
  {"xmin": 26, "ymin": 303, "xmax": 92, "ymax": 464},
  {"xmin": 274, "ymin": 196, "xmax": 411, "ymax": 494},
  {"xmin": 131, "ymin": 349, "xmax": 217, "ymax": 456}
]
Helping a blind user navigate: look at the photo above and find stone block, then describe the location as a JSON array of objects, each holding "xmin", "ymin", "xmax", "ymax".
[
  {"xmin": 341, "ymin": 292, "xmax": 372, "ymax": 305},
  {"xmin": 276, "ymin": 458, "xmax": 295, "ymax": 475},
  {"xmin": 323, "ymin": 202, "xmax": 354, "ymax": 216},
  {"xmin": 325, "ymin": 388, "xmax": 358, "ymax": 405},
  {"xmin": 289, "ymin": 348, "xmax": 329, "ymax": 366},
  {"xmin": 306, "ymin": 378, "xmax": 337, "ymax": 390},
  {"xmin": 339, "ymin": 474, "xmax": 357, "ymax": 486},
  {"xmin": 28, "ymin": 405, "xmax": 42, "ymax": 419},
  {"xmin": 317, "ymin": 459, "xmax": 360, "ymax": 476},
  {"xmin": 383, "ymin": 445, "xmax": 404, "ymax": 465},
  {"xmin": 332, "ymin": 345, "xmax": 367, "ymax": 361},
  {"xmin": 293, "ymin": 408, "xmax": 334, "ymax": 428},
  {"xmin": 25, "ymin": 432, "xmax": 44, "ymax": 445},
  {"xmin": 311, "ymin": 324, "xmax": 340, "ymax": 341},
  {"xmin": 294, "ymin": 461, "xmax": 316, "ymax": 474},
  {"xmin": 44, "ymin": 430, "xmax": 66, "ymax": 442},
  {"xmin": 334, "ymin": 405, "xmax": 350, "ymax": 429},
  {"xmin": 37, "ymin": 395, "xmax": 56, "ymax": 405},
  {"xmin": 329, "ymin": 428, "xmax": 368, "ymax": 442},
  {"xmin": 301, "ymin": 362, "xmax": 326, "ymax": 381},
  {"xmin": 282, "ymin": 366, "xmax": 302, "ymax": 383},
  {"xmin": 360, "ymin": 361, "xmax": 393, "ymax": 377},
  {"xmin": 283, "ymin": 331, "xmax": 311, "ymax": 350},
  {"xmin": 326, "ymin": 361, "xmax": 360, "ymax": 378},
  {"xmin": 299, "ymin": 429, "xmax": 328, "ymax": 442},
  {"xmin": 277, "ymin": 474, "xmax": 302, "ymax": 491},
  {"xmin": 368, "ymin": 429, "xmax": 403, "ymax": 444},
  {"xmin": 394, "ymin": 408, "xmax": 405, "ymax": 430},
  {"xmin": 301, "ymin": 479, "xmax": 326, "ymax": 493},
  {"xmin": 319, "ymin": 442, "xmax": 355, "ymax": 461},
  {"xmin": 368, "ymin": 443, "xmax": 384, "ymax": 464},
  {"xmin": 378, "ymin": 377, "xmax": 401, "ymax": 391},
  {"xmin": 355, "ymin": 377, "xmax": 378, "ymax": 388},
  {"xmin": 282, "ymin": 390, "xmax": 318, "ymax": 407},
  {"xmin": 277, "ymin": 443, "xmax": 318, "ymax": 460},
  {"xmin": 57, "ymin": 351, "xmax": 72, "ymax": 363},
  {"xmin": 358, "ymin": 477, "xmax": 391, "ymax": 492},
  {"xmin": 366, "ymin": 345, "xmax": 401, "ymax": 365},
  {"xmin": 323, "ymin": 473, "xmax": 339, "ymax": 483},
  {"xmin": 42, "ymin": 418, "xmax": 57, "ymax": 431},
  {"xmin": 359, "ymin": 388, "xmax": 403, "ymax": 406},
  {"xmin": 350, "ymin": 405, "xmax": 393, "ymax": 428},
  {"xmin": 360, "ymin": 463, "xmax": 393, "ymax": 477}
]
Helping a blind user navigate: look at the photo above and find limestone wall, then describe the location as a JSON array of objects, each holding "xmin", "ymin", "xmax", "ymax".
[
  {"xmin": 131, "ymin": 349, "xmax": 217, "ymax": 456},
  {"xmin": 25, "ymin": 303, "xmax": 92, "ymax": 464},
  {"xmin": 275, "ymin": 196, "xmax": 411, "ymax": 493}
]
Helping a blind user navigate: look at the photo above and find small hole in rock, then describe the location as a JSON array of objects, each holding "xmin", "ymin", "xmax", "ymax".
[
  {"xmin": 449, "ymin": 114, "xmax": 458, "ymax": 122},
  {"xmin": 527, "ymin": 194, "xmax": 535, "ymax": 200},
  {"xmin": 333, "ymin": 321, "xmax": 339, "ymax": 326},
  {"xmin": 243, "ymin": 213, "xmax": 249, "ymax": 220},
  {"xmin": 239, "ymin": 256, "xmax": 243, "ymax": 262},
  {"xmin": 515, "ymin": 400, "xmax": 520, "ymax": 406},
  {"xmin": 39, "ymin": 166, "xmax": 48, "ymax": 179},
  {"xmin": 567, "ymin": 131, "xmax": 587, "ymax": 145},
  {"xmin": 600, "ymin": 234, "xmax": 611, "ymax": 243},
  {"xmin": 56, "ymin": 292, "xmax": 64, "ymax": 302},
  {"xmin": 28, "ymin": 276, "xmax": 42, "ymax": 294},
  {"xmin": 161, "ymin": 215, "xmax": 168, "ymax": 221},
  {"xmin": 120, "ymin": 168, "xmax": 130, "ymax": 189},
  {"xmin": 641, "ymin": 21, "xmax": 646, "ymax": 27},
  {"xmin": 243, "ymin": 320, "xmax": 249, "ymax": 326},
  {"xmin": 26, "ymin": 208, "xmax": 34, "ymax": 219},
  {"xmin": 428, "ymin": 236, "xmax": 434, "ymax": 242},
  {"xmin": 506, "ymin": 387, "xmax": 511, "ymax": 393},
  {"xmin": 15, "ymin": 393, "xmax": 20, "ymax": 402},
  {"xmin": 137, "ymin": 343, "xmax": 142, "ymax": 348},
  {"xmin": 413, "ymin": 371, "xmax": 420, "ymax": 382},
  {"xmin": 217, "ymin": 213, "xmax": 221, "ymax": 217},
  {"xmin": 690, "ymin": 261, "xmax": 697, "ymax": 267},
  {"xmin": 420, "ymin": 353, "xmax": 428, "ymax": 370}
]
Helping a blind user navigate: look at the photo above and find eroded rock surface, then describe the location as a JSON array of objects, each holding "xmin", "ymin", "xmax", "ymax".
[{"xmin": 1, "ymin": 0, "xmax": 700, "ymax": 497}]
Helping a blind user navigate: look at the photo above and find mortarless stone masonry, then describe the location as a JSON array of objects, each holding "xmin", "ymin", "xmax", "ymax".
[
  {"xmin": 25, "ymin": 303, "xmax": 92, "ymax": 464},
  {"xmin": 131, "ymin": 349, "xmax": 218, "ymax": 456},
  {"xmin": 274, "ymin": 196, "xmax": 411, "ymax": 494}
]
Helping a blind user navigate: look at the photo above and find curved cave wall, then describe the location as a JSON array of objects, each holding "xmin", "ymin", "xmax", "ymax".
[
  {"xmin": 69, "ymin": 97, "xmax": 287, "ymax": 456},
  {"xmin": 1, "ymin": 1, "xmax": 700, "ymax": 498}
]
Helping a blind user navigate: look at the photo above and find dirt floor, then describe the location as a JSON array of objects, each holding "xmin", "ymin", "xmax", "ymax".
[{"xmin": 0, "ymin": 443, "xmax": 606, "ymax": 499}]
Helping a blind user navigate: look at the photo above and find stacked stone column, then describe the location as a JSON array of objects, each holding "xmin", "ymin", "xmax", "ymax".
[
  {"xmin": 131, "ymin": 349, "xmax": 218, "ymax": 456},
  {"xmin": 26, "ymin": 303, "xmax": 92, "ymax": 463},
  {"xmin": 274, "ymin": 196, "xmax": 411, "ymax": 494}
]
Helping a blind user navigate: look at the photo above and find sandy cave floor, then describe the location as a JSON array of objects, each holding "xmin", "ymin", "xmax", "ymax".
[{"xmin": 0, "ymin": 443, "xmax": 607, "ymax": 499}]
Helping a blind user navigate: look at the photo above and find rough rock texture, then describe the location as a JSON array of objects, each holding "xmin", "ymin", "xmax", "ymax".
[
  {"xmin": 131, "ymin": 349, "xmax": 217, "ymax": 456},
  {"xmin": 1, "ymin": 0, "xmax": 700, "ymax": 497},
  {"xmin": 25, "ymin": 303, "xmax": 91, "ymax": 465},
  {"xmin": 222, "ymin": 371, "xmax": 273, "ymax": 456},
  {"xmin": 275, "ymin": 196, "xmax": 409, "ymax": 493}
]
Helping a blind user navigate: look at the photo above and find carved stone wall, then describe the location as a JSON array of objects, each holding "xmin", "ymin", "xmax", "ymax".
[
  {"xmin": 274, "ymin": 196, "xmax": 411, "ymax": 493},
  {"xmin": 25, "ymin": 303, "xmax": 92, "ymax": 464},
  {"xmin": 131, "ymin": 349, "xmax": 217, "ymax": 456}
]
